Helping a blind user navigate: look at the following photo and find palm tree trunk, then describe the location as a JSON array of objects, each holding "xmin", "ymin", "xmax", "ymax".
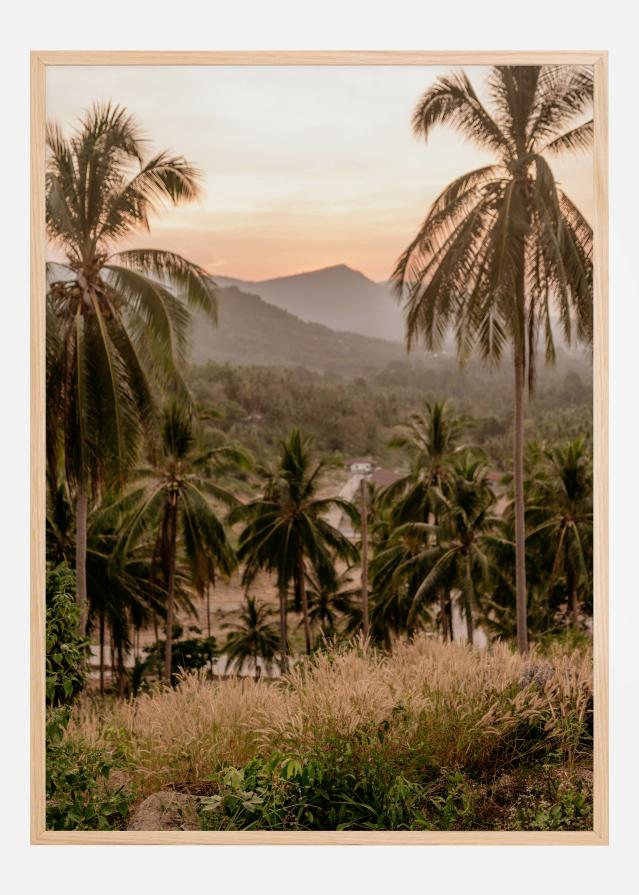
[
  {"xmin": 513, "ymin": 343, "xmax": 529, "ymax": 653},
  {"xmin": 438, "ymin": 588, "xmax": 448, "ymax": 642},
  {"xmin": 278, "ymin": 581, "xmax": 289, "ymax": 674},
  {"xmin": 447, "ymin": 593, "xmax": 455, "ymax": 641},
  {"xmin": 568, "ymin": 565, "xmax": 579, "ymax": 628},
  {"xmin": 298, "ymin": 549, "xmax": 311, "ymax": 655},
  {"xmin": 163, "ymin": 501, "xmax": 178, "ymax": 683},
  {"xmin": 117, "ymin": 639, "xmax": 125, "ymax": 696},
  {"xmin": 464, "ymin": 556, "xmax": 475, "ymax": 646},
  {"xmin": 99, "ymin": 610, "xmax": 105, "ymax": 696},
  {"xmin": 206, "ymin": 583, "xmax": 212, "ymax": 640},
  {"xmin": 75, "ymin": 487, "xmax": 89, "ymax": 634},
  {"xmin": 360, "ymin": 478, "xmax": 370, "ymax": 640}
]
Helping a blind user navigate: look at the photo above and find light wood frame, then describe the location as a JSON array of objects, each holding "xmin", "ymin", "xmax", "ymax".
[{"xmin": 30, "ymin": 50, "xmax": 609, "ymax": 845}]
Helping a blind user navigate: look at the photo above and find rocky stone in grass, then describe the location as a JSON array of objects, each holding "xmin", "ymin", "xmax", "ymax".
[
  {"xmin": 518, "ymin": 662, "xmax": 554, "ymax": 690},
  {"xmin": 127, "ymin": 791, "xmax": 200, "ymax": 831}
]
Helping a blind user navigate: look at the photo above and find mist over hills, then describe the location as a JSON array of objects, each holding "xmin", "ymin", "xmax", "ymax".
[
  {"xmin": 211, "ymin": 264, "xmax": 405, "ymax": 342},
  {"xmin": 191, "ymin": 284, "xmax": 408, "ymax": 377}
]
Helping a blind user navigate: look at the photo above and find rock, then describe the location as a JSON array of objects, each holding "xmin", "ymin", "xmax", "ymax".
[
  {"xmin": 127, "ymin": 790, "xmax": 200, "ymax": 831},
  {"xmin": 518, "ymin": 662, "xmax": 554, "ymax": 690}
]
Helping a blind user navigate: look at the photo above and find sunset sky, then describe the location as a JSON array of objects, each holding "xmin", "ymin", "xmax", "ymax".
[{"xmin": 46, "ymin": 65, "xmax": 594, "ymax": 283}]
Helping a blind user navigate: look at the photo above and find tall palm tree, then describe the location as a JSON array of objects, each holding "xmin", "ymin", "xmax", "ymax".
[
  {"xmin": 233, "ymin": 428, "xmax": 359, "ymax": 669},
  {"xmin": 393, "ymin": 66, "xmax": 593, "ymax": 652},
  {"xmin": 120, "ymin": 402, "xmax": 246, "ymax": 681},
  {"xmin": 527, "ymin": 438, "xmax": 593, "ymax": 627},
  {"xmin": 46, "ymin": 102, "xmax": 218, "ymax": 632},
  {"xmin": 222, "ymin": 596, "xmax": 280, "ymax": 680}
]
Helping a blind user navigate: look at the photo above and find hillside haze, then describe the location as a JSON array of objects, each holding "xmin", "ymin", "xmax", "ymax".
[
  {"xmin": 212, "ymin": 264, "xmax": 405, "ymax": 342},
  {"xmin": 191, "ymin": 285, "xmax": 407, "ymax": 377}
]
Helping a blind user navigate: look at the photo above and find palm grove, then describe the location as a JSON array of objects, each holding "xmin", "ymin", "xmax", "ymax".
[{"xmin": 45, "ymin": 66, "xmax": 594, "ymax": 693}]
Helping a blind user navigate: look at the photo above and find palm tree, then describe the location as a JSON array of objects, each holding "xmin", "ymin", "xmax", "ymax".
[
  {"xmin": 46, "ymin": 102, "xmax": 218, "ymax": 632},
  {"xmin": 233, "ymin": 428, "xmax": 359, "ymax": 669},
  {"xmin": 121, "ymin": 402, "xmax": 247, "ymax": 681},
  {"xmin": 369, "ymin": 523, "xmax": 436, "ymax": 648},
  {"xmin": 402, "ymin": 454, "xmax": 497, "ymax": 644},
  {"xmin": 381, "ymin": 400, "xmax": 466, "ymax": 637},
  {"xmin": 527, "ymin": 438, "xmax": 593, "ymax": 627},
  {"xmin": 383, "ymin": 400, "xmax": 464, "ymax": 525},
  {"xmin": 393, "ymin": 66, "xmax": 593, "ymax": 652},
  {"xmin": 303, "ymin": 565, "xmax": 359, "ymax": 642},
  {"xmin": 222, "ymin": 596, "xmax": 280, "ymax": 680}
]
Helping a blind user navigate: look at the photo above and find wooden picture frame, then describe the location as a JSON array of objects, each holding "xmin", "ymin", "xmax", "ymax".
[{"xmin": 31, "ymin": 50, "xmax": 608, "ymax": 845}]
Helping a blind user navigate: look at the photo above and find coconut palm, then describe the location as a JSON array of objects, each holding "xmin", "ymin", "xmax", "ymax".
[
  {"xmin": 233, "ymin": 428, "xmax": 359, "ymax": 669},
  {"xmin": 222, "ymin": 596, "xmax": 280, "ymax": 680},
  {"xmin": 369, "ymin": 524, "xmax": 437, "ymax": 648},
  {"xmin": 46, "ymin": 102, "xmax": 218, "ymax": 632},
  {"xmin": 302, "ymin": 565, "xmax": 359, "ymax": 641},
  {"xmin": 400, "ymin": 454, "xmax": 497, "ymax": 643},
  {"xmin": 527, "ymin": 438, "xmax": 593, "ymax": 627},
  {"xmin": 383, "ymin": 400, "xmax": 465, "ymax": 524},
  {"xmin": 393, "ymin": 66, "xmax": 593, "ymax": 652},
  {"xmin": 120, "ymin": 402, "xmax": 247, "ymax": 681}
]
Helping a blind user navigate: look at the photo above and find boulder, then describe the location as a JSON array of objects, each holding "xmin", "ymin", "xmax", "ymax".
[{"xmin": 127, "ymin": 790, "xmax": 200, "ymax": 831}]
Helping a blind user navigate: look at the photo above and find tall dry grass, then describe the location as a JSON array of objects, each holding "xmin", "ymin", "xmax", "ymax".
[{"xmin": 68, "ymin": 637, "xmax": 592, "ymax": 797}]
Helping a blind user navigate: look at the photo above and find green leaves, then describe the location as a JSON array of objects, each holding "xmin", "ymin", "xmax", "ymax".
[
  {"xmin": 46, "ymin": 729, "xmax": 134, "ymax": 831},
  {"xmin": 45, "ymin": 565, "xmax": 89, "ymax": 707}
]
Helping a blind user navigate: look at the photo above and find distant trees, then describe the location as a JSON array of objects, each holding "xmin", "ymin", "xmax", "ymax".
[
  {"xmin": 394, "ymin": 66, "xmax": 594, "ymax": 651},
  {"xmin": 223, "ymin": 596, "xmax": 280, "ymax": 679},
  {"xmin": 527, "ymin": 438, "xmax": 593, "ymax": 627}
]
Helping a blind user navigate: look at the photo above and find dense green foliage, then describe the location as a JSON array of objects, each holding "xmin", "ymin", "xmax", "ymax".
[
  {"xmin": 188, "ymin": 356, "xmax": 592, "ymax": 466},
  {"xmin": 199, "ymin": 750, "xmax": 592, "ymax": 832},
  {"xmin": 46, "ymin": 710, "xmax": 133, "ymax": 831},
  {"xmin": 46, "ymin": 565, "xmax": 88, "ymax": 706}
]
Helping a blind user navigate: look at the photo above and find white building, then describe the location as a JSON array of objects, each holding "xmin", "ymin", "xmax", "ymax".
[{"xmin": 346, "ymin": 457, "xmax": 375, "ymax": 475}]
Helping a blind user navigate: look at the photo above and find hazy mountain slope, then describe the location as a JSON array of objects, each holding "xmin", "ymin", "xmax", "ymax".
[
  {"xmin": 210, "ymin": 265, "xmax": 406, "ymax": 342},
  {"xmin": 191, "ymin": 285, "xmax": 406, "ymax": 376}
]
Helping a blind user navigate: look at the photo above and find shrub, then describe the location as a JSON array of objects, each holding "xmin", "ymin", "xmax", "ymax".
[
  {"xmin": 46, "ymin": 709, "xmax": 134, "ymax": 831},
  {"xmin": 136, "ymin": 627, "xmax": 217, "ymax": 689},
  {"xmin": 198, "ymin": 749, "xmax": 492, "ymax": 831},
  {"xmin": 46, "ymin": 564, "xmax": 88, "ymax": 706},
  {"xmin": 509, "ymin": 776, "xmax": 593, "ymax": 831}
]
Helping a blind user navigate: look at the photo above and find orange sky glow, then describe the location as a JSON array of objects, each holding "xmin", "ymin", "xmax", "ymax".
[{"xmin": 46, "ymin": 65, "xmax": 594, "ymax": 283}]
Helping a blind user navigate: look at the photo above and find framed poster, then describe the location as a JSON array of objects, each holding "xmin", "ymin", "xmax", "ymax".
[{"xmin": 31, "ymin": 51, "xmax": 608, "ymax": 844}]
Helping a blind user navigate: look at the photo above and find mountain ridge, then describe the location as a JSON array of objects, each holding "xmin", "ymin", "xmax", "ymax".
[{"xmin": 207, "ymin": 264, "xmax": 406, "ymax": 342}]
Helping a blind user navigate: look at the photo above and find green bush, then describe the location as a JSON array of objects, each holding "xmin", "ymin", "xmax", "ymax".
[
  {"xmin": 46, "ymin": 709, "xmax": 134, "ymax": 831},
  {"xmin": 199, "ymin": 734, "xmax": 480, "ymax": 832},
  {"xmin": 510, "ymin": 778, "xmax": 593, "ymax": 831},
  {"xmin": 46, "ymin": 564, "xmax": 88, "ymax": 706},
  {"xmin": 137, "ymin": 626, "xmax": 216, "ymax": 689}
]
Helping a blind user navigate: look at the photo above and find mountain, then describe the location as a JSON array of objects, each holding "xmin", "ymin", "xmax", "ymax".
[
  {"xmin": 191, "ymin": 285, "xmax": 407, "ymax": 376},
  {"xmin": 210, "ymin": 265, "xmax": 406, "ymax": 342}
]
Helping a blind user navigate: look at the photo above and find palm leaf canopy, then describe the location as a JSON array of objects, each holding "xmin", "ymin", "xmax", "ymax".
[
  {"xmin": 233, "ymin": 428, "xmax": 359, "ymax": 589},
  {"xmin": 394, "ymin": 65, "xmax": 593, "ymax": 392},
  {"xmin": 46, "ymin": 102, "xmax": 218, "ymax": 490}
]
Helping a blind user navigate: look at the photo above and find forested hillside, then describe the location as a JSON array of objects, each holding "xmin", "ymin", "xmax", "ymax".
[{"xmin": 188, "ymin": 354, "xmax": 593, "ymax": 466}]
